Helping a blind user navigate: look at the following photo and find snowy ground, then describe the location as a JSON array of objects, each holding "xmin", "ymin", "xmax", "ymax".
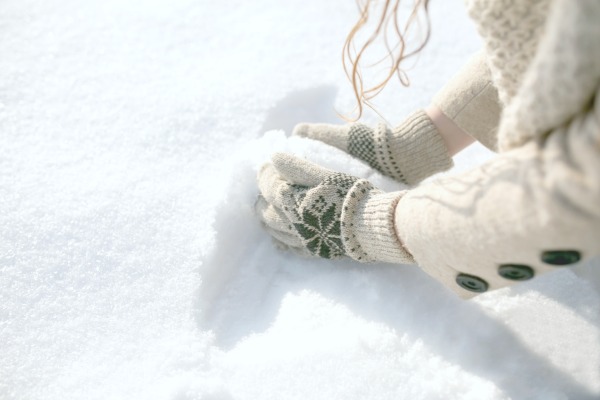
[{"xmin": 1, "ymin": 0, "xmax": 599, "ymax": 399}]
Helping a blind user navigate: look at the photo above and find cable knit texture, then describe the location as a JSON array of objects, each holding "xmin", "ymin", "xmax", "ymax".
[
  {"xmin": 464, "ymin": 0, "xmax": 550, "ymax": 107},
  {"xmin": 465, "ymin": 0, "xmax": 600, "ymax": 151},
  {"xmin": 394, "ymin": 0, "xmax": 600, "ymax": 298},
  {"xmin": 496, "ymin": 0, "xmax": 600, "ymax": 150}
]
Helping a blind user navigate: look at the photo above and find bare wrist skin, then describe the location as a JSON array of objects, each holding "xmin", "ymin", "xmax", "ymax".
[{"xmin": 425, "ymin": 104, "xmax": 475, "ymax": 156}]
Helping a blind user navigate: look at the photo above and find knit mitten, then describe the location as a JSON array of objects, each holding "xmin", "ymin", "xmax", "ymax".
[
  {"xmin": 292, "ymin": 110, "xmax": 453, "ymax": 185},
  {"xmin": 256, "ymin": 152, "xmax": 414, "ymax": 264}
]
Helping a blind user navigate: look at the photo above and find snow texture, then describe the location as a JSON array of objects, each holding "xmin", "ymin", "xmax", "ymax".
[{"xmin": 1, "ymin": 0, "xmax": 599, "ymax": 399}]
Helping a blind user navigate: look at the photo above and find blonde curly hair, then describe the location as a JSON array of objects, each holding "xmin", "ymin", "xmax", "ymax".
[{"xmin": 343, "ymin": 0, "xmax": 431, "ymax": 120}]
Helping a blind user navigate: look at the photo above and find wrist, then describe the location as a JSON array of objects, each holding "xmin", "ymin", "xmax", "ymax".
[{"xmin": 425, "ymin": 105, "xmax": 475, "ymax": 156}]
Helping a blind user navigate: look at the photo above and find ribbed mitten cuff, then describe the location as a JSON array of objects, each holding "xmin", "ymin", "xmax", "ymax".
[
  {"xmin": 386, "ymin": 110, "xmax": 454, "ymax": 185},
  {"xmin": 342, "ymin": 187, "xmax": 415, "ymax": 264}
]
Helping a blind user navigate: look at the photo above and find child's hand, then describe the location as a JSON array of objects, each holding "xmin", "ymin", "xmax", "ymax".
[
  {"xmin": 293, "ymin": 110, "xmax": 452, "ymax": 185},
  {"xmin": 255, "ymin": 152, "xmax": 413, "ymax": 264}
]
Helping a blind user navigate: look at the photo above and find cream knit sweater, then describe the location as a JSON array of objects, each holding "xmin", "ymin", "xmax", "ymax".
[{"xmin": 395, "ymin": 0, "xmax": 600, "ymax": 297}]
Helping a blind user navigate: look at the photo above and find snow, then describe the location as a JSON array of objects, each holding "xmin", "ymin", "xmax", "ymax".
[{"xmin": 1, "ymin": 0, "xmax": 599, "ymax": 399}]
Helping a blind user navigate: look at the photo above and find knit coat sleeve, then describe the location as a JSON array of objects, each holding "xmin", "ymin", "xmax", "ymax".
[
  {"xmin": 394, "ymin": 85, "xmax": 600, "ymax": 298},
  {"xmin": 391, "ymin": 0, "xmax": 600, "ymax": 298},
  {"xmin": 432, "ymin": 51, "xmax": 502, "ymax": 152}
]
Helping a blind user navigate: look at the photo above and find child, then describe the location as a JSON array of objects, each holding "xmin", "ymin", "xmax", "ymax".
[{"xmin": 256, "ymin": 0, "xmax": 600, "ymax": 298}]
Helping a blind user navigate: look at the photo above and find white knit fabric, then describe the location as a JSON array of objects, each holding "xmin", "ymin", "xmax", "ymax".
[
  {"xmin": 464, "ymin": 0, "xmax": 550, "ymax": 107},
  {"xmin": 294, "ymin": 110, "xmax": 453, "ymax": 185},
  {"xmin": 256, "ymin": 153, "xmax": 412, "ymax": 263},
  {"xmin": 432, "ymin": 51, "xmax": 501, "ymax": 151},
  {"xmin": 465, "ymin": 0, "xmax": 600, "ymax": 151},
  {"xmin": 395, "ymin": 0, "xmax": 600, "ymax": 298},
  {"xmin": 335, "ymin": 184, "xmax": 412, "ymax": 264}
]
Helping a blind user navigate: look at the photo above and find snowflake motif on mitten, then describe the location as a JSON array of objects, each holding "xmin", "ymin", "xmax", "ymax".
[
  {"xmin": 257, "ymin": 153, "xmax": 410, "ymax": 264},
  {"xmin": 293, "ymin": 201, "xmax": 344, "ymax": 258},
  {"xmin": 281, "ymin": 173, "xmax": 358, "ymax": 259}
]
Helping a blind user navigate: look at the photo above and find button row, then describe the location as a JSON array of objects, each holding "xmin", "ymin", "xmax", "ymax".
[{"xmin": 456, "ymin": 250, "xmax": 581, "ymax": 293}]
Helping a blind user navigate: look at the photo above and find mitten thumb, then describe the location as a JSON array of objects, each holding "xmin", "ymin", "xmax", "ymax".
[
  {"xmin": 271, "ymin": 152, "xmax": 333, "ymax": 187},
  {"xmin": 292, "ymin": 123, "xmax": 350, "ymax": 152}
]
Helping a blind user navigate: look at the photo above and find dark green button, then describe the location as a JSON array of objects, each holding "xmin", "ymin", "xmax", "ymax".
[
  {"xmin": 541, "ymin": 250, "xmax": 581, "ymax": 266},
  {"xmin": 498, "ymin": 264, "xmax": 534, "ymax": 281},
  {"xmin": 456, "ymin": 274, "xmax": 488, "ymax": 293}
]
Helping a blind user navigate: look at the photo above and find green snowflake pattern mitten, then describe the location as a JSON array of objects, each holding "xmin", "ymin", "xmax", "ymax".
[{"xmin": 256, "ymin": 153, "xmax": 414, "ymax": 264}]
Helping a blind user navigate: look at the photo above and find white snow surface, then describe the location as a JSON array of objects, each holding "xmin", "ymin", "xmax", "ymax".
[{"xmin": 1, "ymin": 0, "xmax": 599, "ymax": 399}]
